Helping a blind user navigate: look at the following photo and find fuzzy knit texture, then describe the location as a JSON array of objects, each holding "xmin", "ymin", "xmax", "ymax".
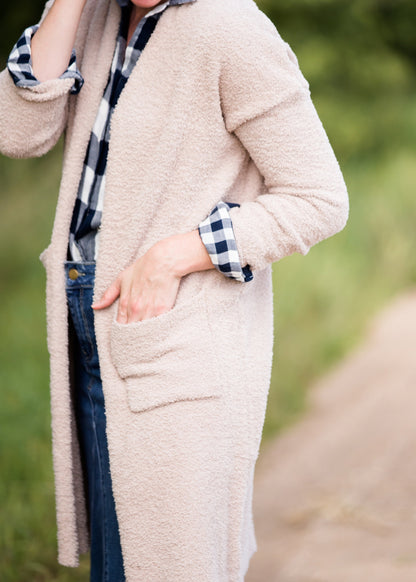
[{"xmin": 0, "ymin": 0, "xmax": 349, "ymax": 579}]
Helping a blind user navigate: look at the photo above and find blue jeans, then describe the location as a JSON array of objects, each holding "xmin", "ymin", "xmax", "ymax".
[{"xmin": 65, "ymin": 261, "xmax": 125, "ymax": 582}]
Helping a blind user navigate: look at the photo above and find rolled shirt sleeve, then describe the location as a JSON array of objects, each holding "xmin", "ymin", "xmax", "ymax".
[
  {"xmin": 198, "ymin": 201, "xmax": 254, "ymax": 283},
  {"xmin": 7, "ymin": 25, "xmax": 84, "ymax": 95}
]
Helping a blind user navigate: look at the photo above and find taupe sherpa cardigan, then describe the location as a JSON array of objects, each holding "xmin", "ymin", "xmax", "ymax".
[{"xmin": 0, "ymin": 0, "xmax": 349, "ymax": 579}]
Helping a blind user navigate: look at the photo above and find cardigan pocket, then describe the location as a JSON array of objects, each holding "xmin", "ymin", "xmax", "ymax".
[{"xmin": 110, "ymin": 286, "xmax": 222, "ymax": 413}]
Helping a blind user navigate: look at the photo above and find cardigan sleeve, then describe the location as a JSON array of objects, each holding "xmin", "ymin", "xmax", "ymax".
[
  {"xmin": 218, "ymin": 7, "xmax": 349, "ymax": 273},
  {"xmin": 0, "ymin": 1, "xmax": 75, "ymax": 159}
]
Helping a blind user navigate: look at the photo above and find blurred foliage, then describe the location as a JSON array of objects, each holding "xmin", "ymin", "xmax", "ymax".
[
  {"xmin": 1, "ymin": 0, "xmax": 416, "ymax": 579},
  {"xmin": 262, "ymin": 0, "xmax": 416, "ymax": 69},
  {"xmin": 260, "ymin": 0, "xmax": 416, "ymax": 160}
]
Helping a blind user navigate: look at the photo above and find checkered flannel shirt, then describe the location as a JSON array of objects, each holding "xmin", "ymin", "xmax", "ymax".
[{"xmin": 7, "ymin": 0, "xmax": 253, "ymax": 283}]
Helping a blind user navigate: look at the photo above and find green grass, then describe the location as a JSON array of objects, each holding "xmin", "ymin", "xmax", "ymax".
[{"xmin": 1, "ymin": 123, "xmax": 416, "ymax": 579}]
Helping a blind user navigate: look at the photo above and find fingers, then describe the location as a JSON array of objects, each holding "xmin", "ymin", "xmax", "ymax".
[
  {"xmin": 116, "ymin": 285, "xmax": 132, "ymax": 324},
  {"xmin": 117, "ymin": 279, "xmax": 179, "ymax": 324},
  {"xmin": 118, "ymin": 284, "xmax": 157, "ymax": 324},
  {"xmin": 91, "ymin": 278, "xmax": 121, "ymax": 310},
  {"xmin": 91, "ymin": 251, "xmax": 182, "ymax": 323}
]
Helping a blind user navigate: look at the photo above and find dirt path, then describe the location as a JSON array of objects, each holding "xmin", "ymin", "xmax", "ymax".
[{"xmin": 246, "ymin": 291, "xmax": 416, "ymax": 582}]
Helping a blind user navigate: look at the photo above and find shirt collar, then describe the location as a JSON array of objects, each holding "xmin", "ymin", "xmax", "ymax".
[{"xmin": 116, "ymin": 0, "xmax": 196, "ymax": 8}]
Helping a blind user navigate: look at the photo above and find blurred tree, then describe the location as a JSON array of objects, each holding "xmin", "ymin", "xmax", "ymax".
[
  {"xmin": 259, "ymin": 0, "xmax": 416, "ymax": 160},
  {"xmin": 377, "ymin": 0, "xmax": 416, "ymax": 64},
  {"xmin": 260, "ymin": 0, "xmax": 416, "ymax": 82},
  {"xmin": 261, "ymin": 0, "xmax": 416, "ymax": 63}
]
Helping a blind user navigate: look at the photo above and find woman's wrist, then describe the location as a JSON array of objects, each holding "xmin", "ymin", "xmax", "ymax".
[{"xmin": 153, "ymin": 230, "xmax": 214, "ymax": 279}]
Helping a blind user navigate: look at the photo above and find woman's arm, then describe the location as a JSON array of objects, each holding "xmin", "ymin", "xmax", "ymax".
[
  {"xmin": 0, "ymin": 0, "xmax": 87, "ymax": 158},
  {"xmin": 227, "ymin": 96, "xmax": 349, "ymax": 272},
  {"xmin": 217, "ymin": 7, "xmax": 349, "ymax": 272},
  {"xmin": 31, "ymin": 0, "xmax": 87, "ymax": 82}
]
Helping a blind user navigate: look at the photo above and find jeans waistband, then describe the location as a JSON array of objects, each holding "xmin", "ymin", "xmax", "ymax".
[{"xmin": 65, "ymin": 261, "xmax": 96, "ymax": 289}]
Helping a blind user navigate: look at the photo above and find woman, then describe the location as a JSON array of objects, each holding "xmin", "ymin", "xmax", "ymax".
[{"xmin": 0, "ymin": 0, "xmax": 349, "ymax": 580}]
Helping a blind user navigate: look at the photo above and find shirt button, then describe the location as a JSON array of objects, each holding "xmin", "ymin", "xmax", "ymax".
[{"xmin": 69, "ymin": 268, "xmax": 80, "ymax": 280}]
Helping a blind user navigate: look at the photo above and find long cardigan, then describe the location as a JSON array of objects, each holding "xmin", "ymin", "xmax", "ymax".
[{"xmin": 0, "ymin": 0, "xmax": 349, "ymax": 579}]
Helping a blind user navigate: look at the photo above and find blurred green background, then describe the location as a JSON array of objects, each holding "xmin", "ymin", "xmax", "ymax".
[{"xmin": 1, "ymin": 0, "xmax": 415, "ymax": 579}]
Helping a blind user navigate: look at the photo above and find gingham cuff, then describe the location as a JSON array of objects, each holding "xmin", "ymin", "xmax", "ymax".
[
  {"xmin": 7, "ymin": 25, "xmax": 84, "ymax": 95},
  {"xmin": 198, "ymin": 201, "xmax": 253, "ymax": 283}
]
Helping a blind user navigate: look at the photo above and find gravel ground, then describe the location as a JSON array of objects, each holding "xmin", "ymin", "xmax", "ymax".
[{"xmin": 246, "ymin": 291, "xmax": 416, "ymax": 582}]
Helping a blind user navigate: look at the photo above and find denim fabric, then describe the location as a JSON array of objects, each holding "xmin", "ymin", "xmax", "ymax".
[{"xmin": 65, "ymin": 261, "xmax": 125, "ymax": 582}]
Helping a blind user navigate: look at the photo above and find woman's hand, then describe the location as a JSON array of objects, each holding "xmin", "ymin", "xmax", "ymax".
[{"xmin": 92, "ymin": 230, "xmax": 214, "ymax": 323}]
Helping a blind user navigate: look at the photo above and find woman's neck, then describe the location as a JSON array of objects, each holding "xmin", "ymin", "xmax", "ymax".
[
  {"xmin": 127, "ymin": 3, "xmax": 164, "ymax": 44},
  {"xmin": 127, "ymin": 9, "xmax": 145, "ymax": 44}
]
